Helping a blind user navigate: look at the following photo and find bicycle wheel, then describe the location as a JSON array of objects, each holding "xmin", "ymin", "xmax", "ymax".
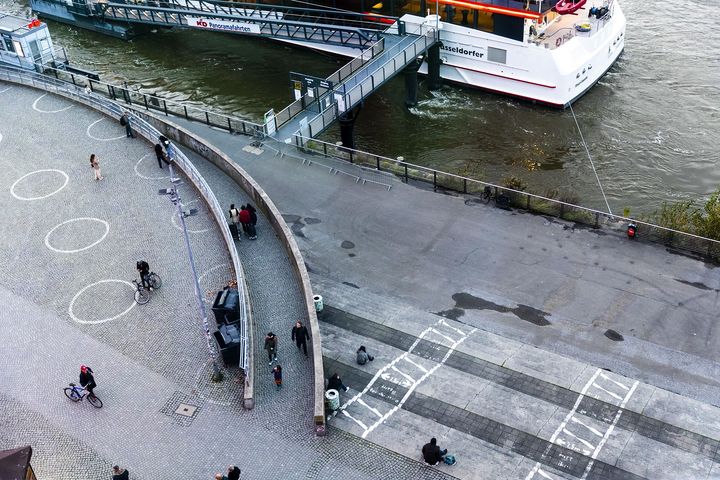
[
  {"xmin": 64, "ymin": 387, "xmax": 81, "ymax": 402},
  {"xmin": 134, "ymin": 288, "xmax": 150, "ymax": 305},
  {"xmin": 87, "ymin": 393, "xmax": 103, "ymax": 408},
  {"xmin": 149, "ymin": 273, "xmax": 162, "ymax": 289},
  {"xmin": 481, "ymin": 187, "xmax": 492, "ymax": 204}
]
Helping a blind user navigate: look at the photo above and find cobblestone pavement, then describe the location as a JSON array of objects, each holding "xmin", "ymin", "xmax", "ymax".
[{"xmin": 0, "ymin": 84, "xmax": 460, "ymax": 480}]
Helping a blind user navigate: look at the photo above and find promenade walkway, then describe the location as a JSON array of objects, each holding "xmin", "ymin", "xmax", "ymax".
[
  {"xmin": 0, "ymin": 83, "xmax": 455, "ymax": 480},
  {"xmin": 165, "ymin": 114, "xmax": 720, "ymax": 479}
]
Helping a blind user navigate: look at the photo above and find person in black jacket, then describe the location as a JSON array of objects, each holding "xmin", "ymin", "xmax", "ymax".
[
  {"xmin": 79, "ymin": 365, "xmax": 96, "ymax": 397},
  {"xmin": 327, "ymin": 372, "xmax": 348, "ymax": 392},
  {"xmin": 112, "ymin": 465, "xmax": 129, "ymax": 480},
  {"xmin": 422, "ymin": 438, "xmax": 447, "ymax": 465},
  {"xmin": 291, "ymin": 320, "xmax": 310, "ymax": 356},
  {"xmin": 246, "ymin": 204, "xmax": 258, "ymax": 226},
  {"xmin": 227, "ymin": 465, "xmax": 241, "ymax": 480}
]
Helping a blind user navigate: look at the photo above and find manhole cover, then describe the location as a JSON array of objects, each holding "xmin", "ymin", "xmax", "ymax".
[{"xmin": 175, "ymin": 403, "xmax": 198, "ymax": 417}]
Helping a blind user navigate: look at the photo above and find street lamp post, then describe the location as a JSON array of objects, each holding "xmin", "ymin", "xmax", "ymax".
[{"xmin": 160, "ymin": 163, "xmax": 223, "ymax": 382}]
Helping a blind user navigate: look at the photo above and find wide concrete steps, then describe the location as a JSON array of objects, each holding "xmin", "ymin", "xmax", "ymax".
[{"xmin": 316, "ymin": 279, "xmax": 720, "ymax": 480}]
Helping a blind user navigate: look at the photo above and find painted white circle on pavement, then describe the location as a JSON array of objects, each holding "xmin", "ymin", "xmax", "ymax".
[
  {"xmin": 68, "ymin": 279, "xmax": 137, "ymax": 325},
  {"xmin": 134, "ymin": 153, "xmax": 170, "ymax": 180},
  {"xmin": 86, "ymin": 118, "xmax": 125, "ymax": 141},
  {"xmin": 10, "ymin": 169, "xmax": 69, "ymax": 201},
  {"xmin": 32, "ymin": 93, "xmax": 73, "ymax": 113},
  {"xmin": 170, "ymin": 200, "xmax": 211, "ymax": 233},
  {"xmin": 45, "ymin": 217, "xmax": 110, "ymax": 253}
]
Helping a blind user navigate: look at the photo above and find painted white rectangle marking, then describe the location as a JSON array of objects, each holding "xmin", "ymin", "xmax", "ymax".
[
  {"xmin": 570, "ymin": 416, "xmax": 603, "ymax": 437},
  {"xmin": 591, "ymin": 383, "xmax": 623, "ymax": 400},
  {"xmin": 599, "ymin": 373, "xmax": 629, "ymax": 391},
  {"xmin": 341, "ymin": 410, "xmax": 368, "ymax": 430},
  {"xmin": 403, "ymin": 356, "xmax": 428, "ymax": 373},
  {"xmin": 391, "ymin": 366, "xmax": 415, "ymax": 384},
  {"xmin": 429, "ymin": 328, "xmax": 455, "ymax": 344},
  {"xmin": 357, "ymin": 398, "xmax": 383, "ymax": 418},
  {"xmin": 536, "ymin": 469, "xmax": 555, "ymax": 479},
  {"xmin": 561, "ymin": 427, "xmax": 595, "ymax": 451}
]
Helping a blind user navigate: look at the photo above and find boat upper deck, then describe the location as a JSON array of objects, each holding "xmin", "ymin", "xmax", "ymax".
[
  {"xmin": 530, "ymin": 0, "xmax": 617, "ymax": 50},
  {"xmin": 0, "ymin": 13, "xmax": 45, "ymax": 37}
]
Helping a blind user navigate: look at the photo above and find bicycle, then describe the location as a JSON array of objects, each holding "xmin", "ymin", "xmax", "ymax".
[
  {"xmin": 132, "ymin": 272, "xmax": 162, "ymax": 305},
  {"xmin": 64, "ymin": 383, "xmax": 103, "ymax": 408},
  {"xmin": 481, "ymin": 186, "xmax": 511, "ymax": 208}
]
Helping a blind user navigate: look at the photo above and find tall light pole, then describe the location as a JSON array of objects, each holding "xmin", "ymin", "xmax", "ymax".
[{"xmin": 160, "ymin": 162, "xmax": 223, "ymax": 382}]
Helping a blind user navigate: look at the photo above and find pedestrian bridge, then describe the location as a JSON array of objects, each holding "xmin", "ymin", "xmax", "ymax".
[{"xmin": 270, "ymin": 26, "xmax": 438, "ymax": 143}]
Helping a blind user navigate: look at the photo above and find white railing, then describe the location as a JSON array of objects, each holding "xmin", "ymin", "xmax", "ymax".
[{"xmin": 0, "ymin": 65, "xmax": 250, "ymax": 372}]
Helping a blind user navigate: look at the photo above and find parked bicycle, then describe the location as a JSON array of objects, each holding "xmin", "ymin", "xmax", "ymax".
[
  {"xmin": 132, "ymin": 272, "xmax": 162, "ymax": 305},
  {"xmin": 481, "ymin": 186, "xmax": 511, "ymax": 208},
  {"xmin": 63, "ymin": 383, "xmax": 103, "ymax": 408}
]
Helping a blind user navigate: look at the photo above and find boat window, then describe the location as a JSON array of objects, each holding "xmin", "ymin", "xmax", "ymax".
[
  {"xmin": 2, "ymin": 35, "xmax": 12, "ymax": 52},
  {"xmin": 487, "ymin": 46, "xmax": 506, "ymax": 63},
  {"xmin": 12, "ymin": 40, "xmax": 25, "ymax": 57}
]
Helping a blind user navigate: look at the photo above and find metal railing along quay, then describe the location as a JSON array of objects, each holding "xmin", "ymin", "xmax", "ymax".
[
  {"xmin": 0, "ymin": 65, "xmax": 252, "ymax": 374},
  {"xmin": 291, "ymin": 134, "xmax": 720, "ymax": 261},
  {"xmin": 39, "ymin": 63, "xmax": 264, "ymax": 136}
]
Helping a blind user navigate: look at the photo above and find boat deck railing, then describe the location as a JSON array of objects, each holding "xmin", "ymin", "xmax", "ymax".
[
  {"xmin": 533, "ymin": 0, "xmax": 616, "ymax": 50},
  {"xmin": 93, "ymin": 0, "xmax": 394, "ymax": 48}
]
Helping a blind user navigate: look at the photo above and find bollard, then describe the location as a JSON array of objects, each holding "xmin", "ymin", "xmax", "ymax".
[{"xmin": 313, "ymin": 294, "xmax": 324, "ymax": 313}]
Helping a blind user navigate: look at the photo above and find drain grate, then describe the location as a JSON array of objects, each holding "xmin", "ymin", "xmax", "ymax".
[{"xmin": 161, "ymin": 391, "xmax": 203, "ymax": 426}]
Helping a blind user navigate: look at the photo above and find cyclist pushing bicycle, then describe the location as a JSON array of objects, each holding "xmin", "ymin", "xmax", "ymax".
[
  {"xmin": 79, "ymin": 365, "xmax": 97, "ymax": 397},
  {"xmin": 136, "ymin": 260, "xmax": 152, "ymax": 290}
]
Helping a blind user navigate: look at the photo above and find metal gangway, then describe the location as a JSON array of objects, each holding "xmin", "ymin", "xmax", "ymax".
[
  {"xmin": 270, "ymin": 24, "xmax": 439, "ymax": 142},
  {"xmin": 83, "ymin": 0, "xmax": 396, "ymax": 49}
]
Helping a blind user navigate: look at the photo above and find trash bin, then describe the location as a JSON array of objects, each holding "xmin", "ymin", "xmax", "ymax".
[
  {"xmin": 313, "ymin": 294, "xmax": 323, "ymax": 313},
  {"xmin": 212, "ymin": 288, "xmax": 239, "ymax": 325},
  {"xmin": 213, "ymin": 323, "xmax": 240, "ymax": 366},
  {"xmin": 325, "ymin": 389, "xmax": 339, "ymax": 411}
]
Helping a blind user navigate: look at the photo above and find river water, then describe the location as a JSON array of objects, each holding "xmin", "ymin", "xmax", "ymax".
[{"xmin": 2, "ymin": 0, "xmax": 718, "ymax": 213}]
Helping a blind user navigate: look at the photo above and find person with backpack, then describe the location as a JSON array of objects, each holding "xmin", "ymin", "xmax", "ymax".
[
  {"xmin": 120, "ymin": 112, "xmax": 134, "ymax": 138},
  {"xmin": 291, "ymin": 320, "xmax": 310, "ymax": 357},
  {"xmin": 327, "ymin": 372, "xmax": 348, "ymax": 392},
  {"xmin": 154, "ymin": 143, "xmax": 168, "ymax": 169},
  {"xmin": 356, "ymin": 346, "xmax": 374, "ymax": 365}
]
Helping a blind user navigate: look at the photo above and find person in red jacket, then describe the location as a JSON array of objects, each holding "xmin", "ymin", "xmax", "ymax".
[{"xmin": 238, "ymin": 205, "xmax": 252, "ymax": 238}]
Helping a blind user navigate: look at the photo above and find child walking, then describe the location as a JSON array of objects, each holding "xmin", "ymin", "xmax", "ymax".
[
  {"xmin": 272, "ymin": 365, "xmax": 282, "ymax": 390},
  {"xmin": 90, "ymin": 154, "xmax": 103, "ymax": 181}
]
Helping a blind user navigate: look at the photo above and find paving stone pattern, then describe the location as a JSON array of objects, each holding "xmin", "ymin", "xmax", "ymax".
[
  {"xmin": 320, "ymin": 305, "xmax": 720, "ymax": 463},
  {"xmin": 324, "ymin": 358, "xmax": 642, "ymax": 480},
  {"xmin": 0, "ymin": 84, "xmax": 460, "ymax": 480}
]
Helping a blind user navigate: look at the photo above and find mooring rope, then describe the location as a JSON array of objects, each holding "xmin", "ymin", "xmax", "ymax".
[{"xmin": 569, "ymin": 103, "xmax": 613, "ymax": 217}]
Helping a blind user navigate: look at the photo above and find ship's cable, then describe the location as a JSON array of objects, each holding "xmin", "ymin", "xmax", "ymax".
[{"xmin": 569, "ymin": 103, "xmax": 613, "ymax": 217}]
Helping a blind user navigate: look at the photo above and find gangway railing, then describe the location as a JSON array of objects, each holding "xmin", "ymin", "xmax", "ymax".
[
  {"xmin": 0, "ymin": 64, "xmax": 252, "ymax": 374},
  {"xmin": 97, "ymin": 1, "xmax": 390, "ymax": 48},
  {"xmin": 283, "ymin": 26, "xmax": 438, "ymax": 140}
]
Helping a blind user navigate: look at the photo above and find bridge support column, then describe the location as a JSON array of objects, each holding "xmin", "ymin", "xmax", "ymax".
[
  {"xmin": 404, "ymin": 57, "xmax": 423, "ymax": 108},
  {"xmin": 339, "ymin": 108, "xmax": 360, "ymax": 150},
  {"xmin": 427, "ymin": 43, "xmax": 443, "ymax": 91}
]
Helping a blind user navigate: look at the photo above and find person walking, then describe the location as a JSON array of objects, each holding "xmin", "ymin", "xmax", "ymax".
[
  {"xmin": 272, "ymin": 364, "xmax": 283, "ymax": 390},
  {"xmin": 422, "ymin": 438, "xmax": 447, "ymax": 466},
  {"xmin": 227, "ymin": 465, "xmax": 241, "ymax": 480},
  {"xmin": 246, "ymin": 203, "xmax": 258, "ymax": 227},
  {"xmin": 90, "ymin": 154, "xmax": 103, "ymax": 181},
  {"xmin": 291, "ymin": 320, "xmax": 310, "ymax": 357},
  {"xmin": 120, "ymin": 111, "xmax": 134, "ymax": 138},
  {"xmin": 327, "ymin": 372, "xmax": 348, "ymax": 392},
  {"xmin": 229, "ymin": 204, "xmax": 241, "ymax": 227},
  {"xmin": 214, "ymin": 473, "xmax": 228, "ymax": 480},
  {"xmin": 356, "ymin": 346, "xmax": 374, "ymax": 365},
  {"xmin": 154, "ymin": 143, "xmax": 167, "ymax": 169},
  {"xmin": 112, "ymin": 465, "xmax": 129, "ymax": 480},
  {"xmin": 239, "ymin": 205, "xmax": 252, "ymax": 238},
  {"xmin": 264, "ymin": 332, "xmax": 278, "ymax": 365}
]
